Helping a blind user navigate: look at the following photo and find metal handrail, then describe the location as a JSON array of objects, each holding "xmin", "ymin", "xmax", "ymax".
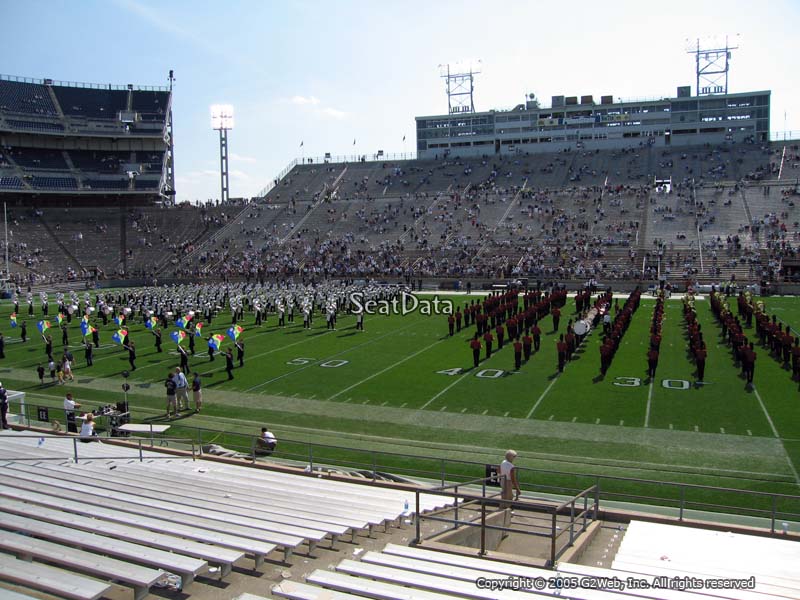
[
  {"xmin": 0, "ymin": 434, "xmax": 197, "ymax": 463},
  {"xmin": 8, "ymin": 401, "xmax": 800, "ymax": 528}
]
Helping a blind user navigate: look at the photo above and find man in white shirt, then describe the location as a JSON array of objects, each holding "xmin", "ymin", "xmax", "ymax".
[
  {"xmin": 63, "ymin": 392, "xmax": 81, "ymax": 433},
  {"xmin": 256, "ymin": 426, "xmax": 277, "ymax": 455},
  {"xmin": 174, "ymin": 367, "xmax": 189, "ymax": 411},
  {"xmin": 500, "ymin": 449, "xmax": 520, "ymax": 505}
]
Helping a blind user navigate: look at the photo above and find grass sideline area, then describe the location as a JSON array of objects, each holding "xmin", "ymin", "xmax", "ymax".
[{"xmin": 2, "ymin": 289, "xmax": 799, "ymax": 517}]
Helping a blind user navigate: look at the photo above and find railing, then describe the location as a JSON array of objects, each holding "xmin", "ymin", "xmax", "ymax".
[
  {"xmin": 9, "ymin": 400, "xmax": 800, "ymax": 533},
  {"xmin": 0, "ymin": 73, "xmax": 168, "ymax": 92},
  {"xmin": 0, "ymin": 434, "xmax": 197, "ymax": 463},
  {"xmin": 414, "ymin": 476, "xmax": 599, "ymax": 565}
]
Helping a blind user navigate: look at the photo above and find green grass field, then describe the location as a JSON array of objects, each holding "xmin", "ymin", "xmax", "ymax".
[{"xmin": 3, "ymin": 290, "xmax": 800, "ymax": 518}]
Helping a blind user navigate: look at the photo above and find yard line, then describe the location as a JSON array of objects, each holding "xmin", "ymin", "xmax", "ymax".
[
  {"xmin": 461, "ymin": 408, "xmax": 467, "ymax": 413},
  {"xmin": 503, "ymin": 411, "xmax": 509, "ymax": 417},
  {"xmin": 245, "ymin": 320, "xmax": 419, "ymax": 392},
  {"xmin": 694, "ymin": 425, "xmax": 699, "ymax": 432},
  {"xmin": 747, "ymin": 429, "xmax": 752, "ymax": 436},
  {"xmin": 525, "ymin": 374, "xmax": 559, "ymax": 419},
  {"xmin": 619, "ymin": 420, "xmax": 624, "ymax": 426},
  {"xmin": 753, "ymin": 386, "xmax": 800, "ymax": 486},
  {"xmin": 644, "ymin": 379, "xmax": 654, "ymax": 427},
  {"xmin": 327, "ymin": 337, "xmax": 445, "ymax": 400},
  {"xmin": 481, "ymin": 409, "xmax": 488, "ymax": 415},
  {"xmin": 439, "ymin": 406, "xmax": 447, "ymax": 411},
  {"xmin": 752, "ymin": 386, "xmax": 780, "ymax": 438},
  {"xmin": 720, "ymin": 427, "xmax": 726, "ymax": 434},
  {"xmin": 548, "ymin": 415, "xmax": 554, "ymax": 421},
  {"xmin": 421, "ymin": 370, "xmax": 470, "ymax": 410},
  {"xmin": 595, "ymin": 418, "xmax": 600, "ymax": 424},
  {"xmin": 571, "ymin": 416, "xmax": 577, "ymax": 422}
]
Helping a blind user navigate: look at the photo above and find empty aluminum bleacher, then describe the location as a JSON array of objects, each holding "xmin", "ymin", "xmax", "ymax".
[
  {"xmin": 0, "ymin": 512, "xmax": 206, "ymax": 590},
  {"xmin": 0, "ymin": 554, "xmax": 111, "ymax": 600},
  {"xmin": 0, "ymin": 530, "xmax": 165, "ymax": 600}
]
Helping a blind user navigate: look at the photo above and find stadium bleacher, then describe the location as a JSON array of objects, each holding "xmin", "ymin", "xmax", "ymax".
[
  {"xmin": 0, "ymin": 430, "xmax": 451, "ymax": 598},
  {"xmin": 0, "ymin": 79, "xmax": 57, "ymax": 115},
  {"xmin": 52, "ymin": 85, "xmax": 128, "ymax": 119}
]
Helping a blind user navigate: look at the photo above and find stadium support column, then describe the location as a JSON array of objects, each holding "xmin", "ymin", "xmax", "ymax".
[
  {"xmin": 219, "ymin": 128, "xmax": 230, "ymax": 205},
  {"xmin": 166, "ymin": 70, "xmax": 176, "ymax": 202},
  {"xmin": 210, "ymin": 105, "xmax": 234, "ymax": 205}
]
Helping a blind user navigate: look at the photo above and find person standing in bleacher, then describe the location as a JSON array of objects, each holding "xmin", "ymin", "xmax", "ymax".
[
  {"xmin": 500, "ymin": 449, "xmax": 521, "ymax": 506},
  {"xmin": 0, "ymin": 383, "xmax": 9, "ymax": 429},
  {"xmin": 63, "ymin": 392, "xmax": 81, "ymax": 433}
]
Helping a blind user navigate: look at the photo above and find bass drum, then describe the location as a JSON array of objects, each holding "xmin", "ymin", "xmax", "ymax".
[{"xmin": 573, "ymin": 320, "xmax": 589, "ymax": 336}]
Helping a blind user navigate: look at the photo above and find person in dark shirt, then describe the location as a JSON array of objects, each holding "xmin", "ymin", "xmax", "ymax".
[
  {"xmin": 84, "ymin": 340, "xmax": 93, "ymax": 367},
  {"xmin": 225, "ymin": 348, "xmax": 235, "ymax": 380},
  {"xmin": 647, "ymin": 348, "xmax": 659, "ymax": 380},
  {"xmin": 532, "ymin": 321, "xmax": 541, "ymax": 352}
]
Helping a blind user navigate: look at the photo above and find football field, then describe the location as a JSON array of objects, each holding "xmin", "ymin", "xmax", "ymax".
[{"xmin": 2, "ymin": 291, "xmax": 800, "ymax": 515}]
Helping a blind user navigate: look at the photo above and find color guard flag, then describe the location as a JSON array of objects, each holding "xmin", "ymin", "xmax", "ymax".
[
  {"xmin": 37, "ymin": 320, "xmax": 51, "ymax": 333},
  {"xmin": 194, "ymin": 322, "xmax": 204, "ymax": 337},
  {"xmin": 114, "ymin": 314, "xmax": 125, "ymax": 326},
  {"xmin": 170, "ymin": 330, "xmax": 187, "ymax": 344},
  {"xmin": 176, "ymin": 314, "xmax": 193, "ymax": 328},
  {"xmin": 55, "ymin": 313, "xmax": 64, "ymax": 325},
  {"xmin": 208, "ymin": 334, "xmax": 225, "ymax": 350},
  {"xmin": 145, "ymin": 316, "xmax": 158, "ymax": 330},
  {"xmin": 9, "ymin": 313, "xmax": 16, "ymax": 328},
  {"xmin": 80, "ymin": 321, "xmax": 89, "ymax": 336},
  {"xmin": 111, "ymin": 329, "xmax": 127, "ymax": 345},
  {"xmin": 227, "ymin": 325, "xmax": 244, "ymax": 341}
]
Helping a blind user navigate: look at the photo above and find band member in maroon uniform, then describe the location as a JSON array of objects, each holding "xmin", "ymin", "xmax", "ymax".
[
  {"xmin": 695, "ymin": 344, "xmax": 707, "ymax": 381},
  {"xmin": 496, "ymin": 323, "xmax": 505, "ymax": 349},
  {"xmin": 455, "ymin": 307, "xmax": 463, "ymax": 332},
  {"xmin": 647, "ymin": 347, "xmax": 659, "ymax": 380},
  {"xmin": 522, "ymin": 330, "xmax": 532, "ymax": 361},
  {"xmin": 470, "ymin": 334, "xmax": 481, "ymax": 368},
  {"xmin": 447, "ymin": 314, "xmax": 455, "ymax": 337},
  {"xmin": 551, "ymin": 306, "xmax": 561, "ymax": 332},
  {"xmin": 556, "ymin": 334, "xmax": 567, "ymax": 373},
  {"xmin": 532, "ymin": 321, "xmax": 541, "ymax": 352},
  {"xmin": 513, "ymin": 338, "xmax": 522, "ymax": 370},
  {"xmin": 483, "ymin": 330, "xmax": 494, "ymax": 360}
]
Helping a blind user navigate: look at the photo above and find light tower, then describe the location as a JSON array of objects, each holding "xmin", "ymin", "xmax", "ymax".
[
  {"xmin": 438, "ymin": 60, "xmax": 481, "ymax": 114},
  {"xmin": 210, "ymin": 104, "xmax": 234, "ymax": 205},
  {"xmin": 686, "ymin": 35, "xmax": 739, "ymax": 96}
]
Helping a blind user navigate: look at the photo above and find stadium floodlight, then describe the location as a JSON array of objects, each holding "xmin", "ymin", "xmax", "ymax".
[
  {"xmin": 210, "ymin": 104, "xmax": 234, "ymax": 204},
  {"xmin": 210, "ymin": 104, "xmax": 235, "ymax": 130}
]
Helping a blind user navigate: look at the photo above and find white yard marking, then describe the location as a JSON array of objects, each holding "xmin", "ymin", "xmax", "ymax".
[
  {"xmin": 694, "ymin": 425, "xmax": 699, "ymax": 432},
  {"xmin": 571, "ymin": 417, "xmax": 577, "ymax": 423},
  {"xmin": 619, "ymin": 420, "xmax": 624, "ymax": 426},
  {"xmin": 400, "ymin": 402, "xmax": 407, "ymax": 408},
  {"xmin": 548, "ymin": 415, "xmax": 554, "ymax": 421},
  {"xmin": 747, "ymin": 429, "xmax": 752, "ymax": 436},
  {"xmin": 595, "ymin": 418, "xmax": 600, "ymax": 425},
  {"xmin": 381, "ymin": 401, "xmax": 388, "ymax": 406},
  {"xmin": 439, "ymin": 406, "xmax": 447, "ymax": 411},
  {"xmin": 308, "ymin": 394, "xmax": 316, "ymax": 399},
  {"xmin": 753, "ymin": 386, "xmax": 800, "ymax": 486},
  {"xmin": 362, "ymin": 399, "xmax": 370, "ymax": 405},
  {"xmin": 669, "ymin": 423, "xmax": 673, "ymax": 430},
  {"xmin": 481, "ymin": 409, "xmax": 488, "ymax": 415},
  {"xmin": 246, "ymin": 321, "xmax": 417, "ymax": 392},
  {"xmin": 644, "ymin": 379, "xmax": 654, "ymax": 428},
  {"xmin": 461, "ymin": 408, "xmax": 467, "ymax": 413},
  {"xmin": 327, "ymin": 337, "xmax": 444, "ymax": 400},
  {"xmin": 525, "ymin": 375, "xmax": 560, "ymax": 419},
  {"xmin": 720, "ymin": 427, "xmax": 726, "ymax": 434},
  {"xmin": 343, "ymin": 398, "xmax": 352, "ymax": 403},
  {"xmin": 422, "ymin": 370, "xmax": 470, "ymax": 409},
  {"xmin": 503, "ymin": 411, "xmax": 509, "ymax": 417}
]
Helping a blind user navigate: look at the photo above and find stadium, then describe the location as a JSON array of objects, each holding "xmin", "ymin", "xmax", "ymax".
[{"xmin": 0, "ymin": 5, "xmax": 799, "ymax": 599}]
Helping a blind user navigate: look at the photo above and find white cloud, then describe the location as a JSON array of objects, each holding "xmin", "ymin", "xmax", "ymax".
[
  {"xmin": 230, "ymin": 170, "xmax": 251, "ymax": 180},
  {"xmin": 291, "ymin": 95, "xmax": 321, "ymax": 106},
  {"xmin": 230, "ymin": 153, "xmax": 257, "ymax": 164},
  {"xmin": 318, "ymin": 107, "xmax": 347, "ymax": 120}
]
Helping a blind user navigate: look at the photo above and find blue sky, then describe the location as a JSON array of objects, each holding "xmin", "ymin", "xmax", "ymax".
[{"xmin": 3, "ymin": 0, "xmax": 799, "ymax": 203}]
